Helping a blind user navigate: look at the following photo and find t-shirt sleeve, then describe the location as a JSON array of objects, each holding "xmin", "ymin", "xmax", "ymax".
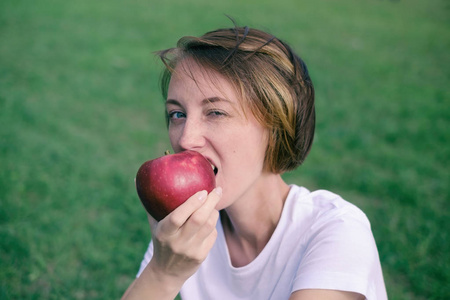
[
  {"xmin": 292, "ymin": 207, "xmax": 382, "ymax": 298},
  {"xmin": 136, "ymin": 240, "xmax": 154, "ymax": 278}
]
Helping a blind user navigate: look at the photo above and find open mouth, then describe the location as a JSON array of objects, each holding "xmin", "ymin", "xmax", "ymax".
[{"xmin": 211, "ymin": 163, "xmax": 218, "ymax": 176}]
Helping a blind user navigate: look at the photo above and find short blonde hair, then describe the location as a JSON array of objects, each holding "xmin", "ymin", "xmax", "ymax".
[{"xmin": 157, "ymin": 25, "xmax": 315, "ymax": 173}]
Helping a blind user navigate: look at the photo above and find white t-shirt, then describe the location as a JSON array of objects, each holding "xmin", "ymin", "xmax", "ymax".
[{"xmin": 137, "ymin": 185, "xmax": 387, "ymax": 300}]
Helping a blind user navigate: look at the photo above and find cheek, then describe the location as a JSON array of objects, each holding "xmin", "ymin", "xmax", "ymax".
[
  {"xmin": 168, "ymin": 127, "xmax": 182, "ymax": 152},
  {"xmin": 247, "ymin": 127, "xmax": 269, "ymax": 159},
  {"xmin": 229, "ymin": 126, "xmax": 268, "ymax": 172}
]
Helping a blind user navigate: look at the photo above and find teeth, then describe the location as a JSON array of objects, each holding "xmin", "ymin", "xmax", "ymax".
[{"xmin": 210, "ymin": 163, "xmax": 218, "ymax": 175}]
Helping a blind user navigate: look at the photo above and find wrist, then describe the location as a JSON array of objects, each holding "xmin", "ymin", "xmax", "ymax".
[
  {"xmin": 146, "ymin": 260, "xmax": 186, "ymax": 295},
  {"xmin": 123, "ymin": 262, "xmax": 184, "ymax": 300}
]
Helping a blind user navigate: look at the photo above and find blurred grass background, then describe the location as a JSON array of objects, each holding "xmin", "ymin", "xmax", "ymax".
[{"xmin": 1, "ymin": 0, "xmax": 448, "ymax": 299}]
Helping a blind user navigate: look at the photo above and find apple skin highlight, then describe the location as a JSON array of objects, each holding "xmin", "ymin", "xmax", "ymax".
[{"xmin": 135, "ymin": 150, "xmax": 216, "ymax": 221}]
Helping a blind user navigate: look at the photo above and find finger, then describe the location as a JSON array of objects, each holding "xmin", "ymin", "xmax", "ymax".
[
  {"xmin": 181, "ymin": 187, "xmax": 222, "ymax": 236},
  {"xmin": 199, "ymin": 187, "xmax": 222, "ymax": 212},
  {"xmin": 192, "ymin": 209, "xmax": 220, "ymax": 242},
  {"xmin": 159, "ymin": 190, "xmax": 209, "ymax": 234},
  {"xmin": 185, "ymin": 225, "xmax": 218, "ymax": 263},
  {"xmin": 202, "ymin": 226, "xmax": 218, "ymax": 253}
]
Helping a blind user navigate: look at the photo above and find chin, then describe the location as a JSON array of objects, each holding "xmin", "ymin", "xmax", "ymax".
[{"xmin": 215, "ymin": 196, "xmax": 230, "ymax": 211}]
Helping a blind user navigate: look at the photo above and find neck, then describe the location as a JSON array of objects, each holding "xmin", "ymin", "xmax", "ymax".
[{"xmin": 221, "ymin": 174, "xmax": 290, "ymax": 267}]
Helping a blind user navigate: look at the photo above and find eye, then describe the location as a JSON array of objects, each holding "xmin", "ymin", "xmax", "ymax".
[
  {"xmin": 207, "ymin": 110, "xmax": 227, "ymax": 117},
  {"xmin": 168, "ymin": 111, "xmax": 186, "ymax": 119}
]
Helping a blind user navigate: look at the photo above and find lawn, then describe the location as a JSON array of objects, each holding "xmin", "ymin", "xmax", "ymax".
[{"xmin": 1, "ymin": 0, "xmax": 448, "ymax": 299}]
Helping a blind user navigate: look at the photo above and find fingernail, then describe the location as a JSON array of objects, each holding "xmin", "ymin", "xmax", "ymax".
[
  {"xmin": 214, "ymin": 187, "xmax": 222, "ymax": 196},
  {"xmin": 198, "ymin": 190, "xmax": 208, "ymax": 202}
]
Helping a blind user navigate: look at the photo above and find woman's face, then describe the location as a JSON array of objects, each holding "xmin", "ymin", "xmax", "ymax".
[{"xmin": 166, "ymin": 60, "xmax": 269, "ymax": 210}]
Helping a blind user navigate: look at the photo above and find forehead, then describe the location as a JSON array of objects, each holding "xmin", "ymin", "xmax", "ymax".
[{"xmin": 168, "ymin": 58, "xmax": 238, "ymax": 101}]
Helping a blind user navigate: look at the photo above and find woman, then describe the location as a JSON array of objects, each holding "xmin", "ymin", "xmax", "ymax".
[{"xmin": 122, "ymin": 25, "xmax": 387, "ymax": 300}]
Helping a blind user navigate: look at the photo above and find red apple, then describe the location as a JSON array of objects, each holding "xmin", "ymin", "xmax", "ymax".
[{"xmin": 136, "ymin": 150, "xmax": 216, "ymax": 221}]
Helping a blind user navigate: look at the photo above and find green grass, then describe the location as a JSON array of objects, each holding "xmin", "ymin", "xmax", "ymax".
[{"xmin": 1, "ymin": 0, "xmax": 448, "ymax": 299}]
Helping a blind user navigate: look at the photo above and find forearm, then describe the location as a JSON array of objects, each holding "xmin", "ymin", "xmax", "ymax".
[
  {"xmin": 122, "ymin": 189, "xmax": 221, "ymax": 299},
  {"xmin": 121, "ymin": 263, "xmax": 184, "ymax": 300}
]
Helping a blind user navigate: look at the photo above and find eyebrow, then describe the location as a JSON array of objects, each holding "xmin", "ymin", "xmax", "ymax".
[
  {"xmin": 202, "ymin": 97, "xmax": 232, "ymax": 105},
  {"xmin": 165, "ymin": 97, "xmax": 233, "ymax": 106},
  {"xmin": 165, "ymin": 99, "xmax": 182, "ymax": 106}
]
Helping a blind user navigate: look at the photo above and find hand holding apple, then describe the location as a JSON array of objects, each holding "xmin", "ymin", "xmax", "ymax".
[{"xmin": 135, "ymin": 150, "xmax": 216, "ymax": 221}]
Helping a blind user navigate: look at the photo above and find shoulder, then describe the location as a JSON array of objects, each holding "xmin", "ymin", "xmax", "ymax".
[
  {"xmin": 285, "ymin": 185, "xmax": 378, "ymax": 270},
  {"xmin": 286, "ymin": 186, "xmax": 386, "ymax": 299},
  {"xmin": 286, "ymin": 185, "xmax": 370, "ymax": 229}
]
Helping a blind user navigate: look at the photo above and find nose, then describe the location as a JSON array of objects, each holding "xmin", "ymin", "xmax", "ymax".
[{"xmin": 177, "ymin": 117, "xmax": 206, "ymax": 151}]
